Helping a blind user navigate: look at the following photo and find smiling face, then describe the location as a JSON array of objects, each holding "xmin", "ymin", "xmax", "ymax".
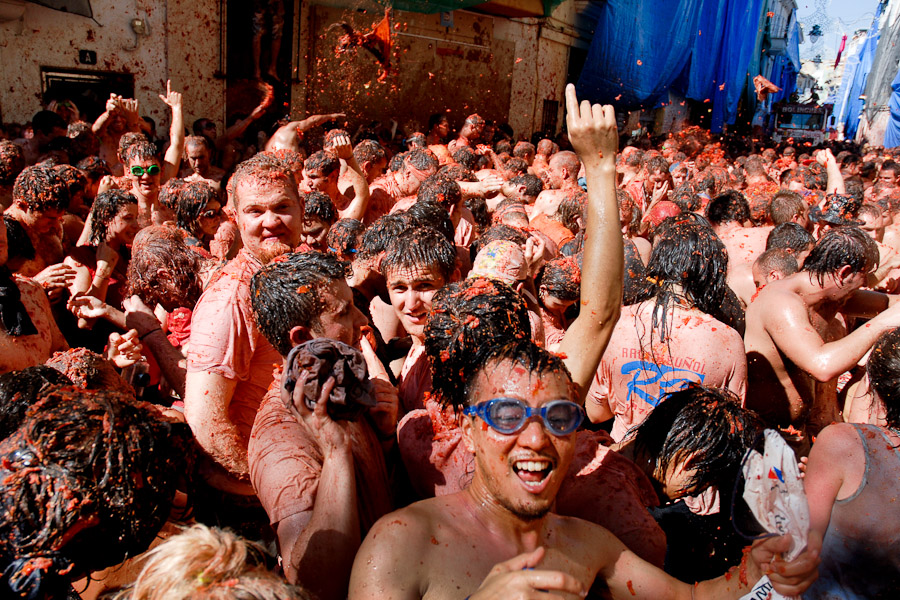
[
  {"xmin": 234, "ymin": 178, "xmax": 303, "ymax": 264},
  {"xmin": 462, "ymin": 359, "xmax": 577, "ymax": 520},
  {"xmin": 107, "ymin": 203, "xmax": 141, "ymax": 246},
  {"xmin": 385, "ymin": 263, "xmax": 445, "ymax": 341},
  {"xmin": 127, "ymin": 157, "xmax": 161, "ymax": 198}
]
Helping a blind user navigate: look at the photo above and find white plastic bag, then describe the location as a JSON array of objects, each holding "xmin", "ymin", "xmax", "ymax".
[{"xmin": 738, "ymin": 429, "xmax": 809, "ymax": 600}]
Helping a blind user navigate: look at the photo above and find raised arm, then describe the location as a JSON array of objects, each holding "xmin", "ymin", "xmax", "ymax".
[
  {"xmin": 264, "ymin": 112, "xmax": 347, "ymax": 153},
  {"xmin": 217, "ymin": 84, "xmax": 275, "ymax": 150},
  {"xmin": 92, "ymin": 95, "xmax": 119, "ymax": 135},
  {"xmin": 159, "ymin": 80, "xmax": 184, "ymax": 183},
  {"xmin": 557, "ymin": 84, "xmax": 623, "ymax": 400},
  {"xmin": 331, "ymin": 134, "xmax": 370, "ymax": 221},
  {"xmin": 817, "ymin": 149, "xmax": 846, "ymax": 195}
]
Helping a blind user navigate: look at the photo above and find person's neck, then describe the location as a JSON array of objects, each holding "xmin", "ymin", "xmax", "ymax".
[
  {"xmin": 463, "ymin": 475, "xmax": 550, "ymax": 546},
  {"xmin": 788, "ymin": 271, "xmax": 840, "ymax": 308},
  {"xmin": 714, "ymin": 221, "xmax": 743, "ymax": 235}
]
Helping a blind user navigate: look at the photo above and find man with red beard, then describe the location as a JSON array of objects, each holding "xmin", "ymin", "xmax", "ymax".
[{"xmin": 184, "ymin": 153, "xmax": 303, "ymax": 503}]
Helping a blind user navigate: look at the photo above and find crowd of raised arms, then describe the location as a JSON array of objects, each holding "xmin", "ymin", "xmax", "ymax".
[{"xmin": 2, "ymin": 79, "xmax": 900, "ymax": 600}]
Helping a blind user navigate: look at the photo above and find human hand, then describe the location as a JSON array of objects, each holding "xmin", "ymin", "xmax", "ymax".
[
  {"xmin": 123, "ymin": 295, "xmax": 162, "ymax": 336},
  {"xmin": 120, "ymin": 98, "xmax": 140, "ymax": 123},
  {"xmin": 285, "ymin": 372, "xmax": 350, "ymax": 455},
  {"xmin": 750, "ymin": 531, "xmax": 821, "ymax": 597},
  {"xmin": 68, "ymin": 294, "xmax": 110, "ymax": 321},
  {"xmin": 650, "ymin": 180, "xmax": 669, "ymax": 204},
  {"xmin": 469, "ymin": 547, "xmax": 587, "ymax": 600},
  {"xmin": 33, "ymin": 263, "xmax": 76, "ymax": 296},
  {"xmin": 565, "ymin": 83, "xmax": 617, "ymax": 167},
  {"xmin": 108, "ymin": 329, "xmax": 143, "ymax": 368},
  {"xmin": 524, "ymin": 235, "xmax": 546, "ymax": 278},
  {"xmin": 327, "ymin": 133, "xmax": 353, "ymax": 161},
  {"xmin": 105, "ymin": 94, "xmax": 120, "ymax": 114},
  {"xmin": 479, "ymin": 173, "xmax": 503, "ymax": 196},
  {"xmin": 360, "ymin": 335, "xmax": 398, "ymax": 438},
  {"xmin": 251, "ymin": 83, "xmax": 275, "ymax": 118},
  {"xmin": 158, "ymin": 79, "xmax": 183, "ymax": 111}
]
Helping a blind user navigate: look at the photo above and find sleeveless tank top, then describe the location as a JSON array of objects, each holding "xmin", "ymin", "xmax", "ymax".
[{"xmin": 805, "ymin": 423, "xmax": 900, "ymax": 599}]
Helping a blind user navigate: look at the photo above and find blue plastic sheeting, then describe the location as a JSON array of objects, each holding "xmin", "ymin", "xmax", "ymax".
[
  {"xmin": 786, "ymin": 14, "xmax": 801, "ymax": 72},
  {"xmin": 681, "ymin": 0, "xmax": 729, "ymax": 101},
  {"xmin": 841, "ymin": 4, "xmax": 882, "ymax": 139},
  {"xmin": 575, "ymin": 0, "xmax": 702, "ymax": 108},
  {"xmin": 883, "ymin": 62, "xmax": 900, "ymax": 148},
  {"xmin": 709, "ymin": 0, "xmax": 766, "ymax": 132},
  {"xmin": 768, "ymin": 55, "xmax": 797, "ymax": 105}
]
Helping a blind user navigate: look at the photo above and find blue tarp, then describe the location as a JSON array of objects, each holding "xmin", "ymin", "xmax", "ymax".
[
  {"xmin": 576, "ymin": 0, "xmax": 769, "ymax": 132},
  {"xmin": 841, "ymin": 4, "xmax": 882, "ymax": 139},
  {"xmin": 883, "ymin": 62, "xmax": 900, "ymax": 147},
  {"xmin": 575, "ymin": 0, "xmax": 702, "ymax": 108}
]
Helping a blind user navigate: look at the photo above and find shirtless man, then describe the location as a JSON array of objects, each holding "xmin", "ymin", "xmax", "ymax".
[
  {"xmin": 0, "ymin": 217, "xmax": 68, "ymax": 374},
  {"xmin": 745, "ymin": 227, "xmax": 900, "ymax": 439},
  {"xmin": 367, "ymin": 149, "xmax": 438, "ymax": 224},
  {"xmin": 300, "ymin": 134, "xmax": 370, "ymax": 222},
  {"xmin": 0, "ymin": 141, "xmax": 25, "ymax": 210},
  {"xmin": 530, "ymin": 150, "xmax": 581, "ymax": 219},
  {"xmin": 185, "ymin": 153, "xmax": 302, "ymax": 497},
  {"xmin": 182, "ymin": 135, "xmax": 226, "ymax": 189},
  {"xmin": 4, "ymin": 165, "xmax": 68, "ymax": 278},
  {"xmin": 92, "ymin": 94, "xmax": 146, "ymax": 173},
  {"xmin": 447, "ymin": 114, "xmax": 484, "ymax": 155},
  {"xmin": 707, "ymin": 191, "xmax": 770, "ymax": 271},
  {"xmin": 248, "ymin": 251, "xmax": 396, "ymax": 600},
  {"xmin": 349, "ymin": 339, "xmax": 820, "ymax": 600},
  {"xmin": 530, "ymin": 138, "xmax": 557, "ymax": 184}
]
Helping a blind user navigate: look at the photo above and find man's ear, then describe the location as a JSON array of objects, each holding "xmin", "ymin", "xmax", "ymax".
[
  {"xmin": 288, "ymin": 325, "xmax": 313, "ymax": 348},
  {"xmin": 837, "ymin": 264, "xmax": 854, "ymax": 285},
  {"xmin": 769, "ymin": 269, "xmax": 784, "ymax": 282},
  {"xmin": 460, "ymin": 410, "xmax": 476, "ymax": 454}
]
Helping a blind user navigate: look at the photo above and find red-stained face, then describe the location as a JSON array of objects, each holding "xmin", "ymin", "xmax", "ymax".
[
  {"xmin": 310, "ymin": 279, "xmax": 368, "ymax": 347},
  {"xmin": 185, "ymin": 142, "xmax": 211, "ymax": 176},
  {"xmin": 234, "ymin": 179, "xmax": 303, "ymax": 264},
  {"xmin": 198, "ymin": 199, "xmax": 223, "ymax": 238},
  {"xmin": 128, "ymin": 157, "xmax": 161, "ymax": 198},
  {"xmin": 302, "ymin": 167, "xmax": 339, "ymax": 194},
  {"xmin": 462, "ymin": 359, "xmax": 577, "ymax": 520},
  {"xmin": 107, "ymin": 204, "xmax": 141, "ymax": 246},
  {"xmin": 386, "ymin": 264, "xmax": 445, "ymax": 340}
]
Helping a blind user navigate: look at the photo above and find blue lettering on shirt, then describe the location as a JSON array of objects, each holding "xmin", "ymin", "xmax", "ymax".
[{"xmin": 621, "ymin": 360, "xmax": 705, "ymax": 408}]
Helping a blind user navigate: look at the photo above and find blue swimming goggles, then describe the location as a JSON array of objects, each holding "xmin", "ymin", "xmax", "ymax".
[{"xmin": 463, "ymin": 398, "xmax": 584, "ymax": 436}]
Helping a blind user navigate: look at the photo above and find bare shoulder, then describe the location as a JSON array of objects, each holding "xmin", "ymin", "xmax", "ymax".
[
  {"xmin": 750, "ymin": 279, "xmax": 806, "ymax": 319},
  {"xmin": 550, "ymin": 513, "xmax": 628, "ymax": 569},
  {"xmin": 813, "ymin": 422, "xmax": 865, "ymax": 455}
]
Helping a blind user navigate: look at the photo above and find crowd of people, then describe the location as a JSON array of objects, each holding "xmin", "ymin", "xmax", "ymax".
[{"xmin": 0, "ymin": 76, "xmax": 898, "ymax": 599}]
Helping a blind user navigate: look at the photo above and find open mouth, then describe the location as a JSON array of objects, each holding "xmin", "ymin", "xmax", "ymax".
[{"xmin": 512, "ymin": 458, "xmax": 554, "ymax": 492}]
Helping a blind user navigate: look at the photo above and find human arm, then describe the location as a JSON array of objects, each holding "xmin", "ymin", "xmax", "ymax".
[
  {"xmin": 816, "ymin": 149, "xmax": 846, "ymax": 195},
  {"xmin": 159, "ymin": 80, "xmax": 184, "ymax": 183},
  {"xmin": 124, "ymin": 295, "xmax": 186, "ymax": 398},
  {"xmin": 217, "ymin": 84, "xmax": 276, "ymax": 150},
  {"xmin": 92, "ymin": 95, "xmax": 119, "ymax": 134},
  {"xmin": 458, "ymin": 175, "xmax": 503, "ymax": 199},
  {"xmin": 276, "ymin": 376, "xmax": 360, "ymax": 600},
  {"xmin": 183, "ymin": 370, "xmax": 248, "ymax": 482},
  {"xmin": 331, "ymin": 134, "xmax": 371, "ymax": 221},
  {"xmin": 803, "ymin": 423, "xmax": 863, "ymax": 537},
  {"xmin": 557, "ymin": 84, "xmax": 623, "ymax": 401},
  {"xmin": 263, "ymin": 111, "xmax": 347, "ymax": 153},
  {"xmin": 67, "ymin": 294, "xmax": 126, "ymax": 329},
  {"xmin": 765, "ymin": 292, "xmax": 900, "ymax": 383}
]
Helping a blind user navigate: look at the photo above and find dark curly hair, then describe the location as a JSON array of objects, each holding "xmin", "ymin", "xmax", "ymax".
[{"xmin": 88, "ymin": 189, "xmax": 137, "ymax": 246}]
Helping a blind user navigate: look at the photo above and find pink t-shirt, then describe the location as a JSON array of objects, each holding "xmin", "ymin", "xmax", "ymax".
[
  {"xmin": 398, "ymin": 343, "xmax": 432, "ymax": 416},
  {"xmin": 187, "ymin": 249, "xmax": 282, "ymax": 441},
  {"xmin": 588, "ymin": 302, "xmax": 747, "ymax": 441},
  {"xmin": 249, "ymin": 376, "xmax": 393, "ymax": 529}
]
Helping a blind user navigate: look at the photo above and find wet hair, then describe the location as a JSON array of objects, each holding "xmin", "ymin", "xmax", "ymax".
[
  {"xmin": 323, "ymin": 128, "xmax": 350, "ymax": 149},
  {"xmin": 644, "ymin": 155, "xmax": 669, "ymax": 175},
  {"xmin": 0, "ymin": 367, "xmax": 72, "ymax": 439},
  {"xmin": 227, "ymin": 152, "xmax": 298, "ymax": 209},
  {"xmin": 670, "ymin": 182, "xmax": 702, "ymax": 212},
  {"xmin": 417, "ymin": 173, "xmax": 462, "ymax": 209},
  {"xmin": 404, "ymin": 148, "xmax": 439, "ymax": 173},
  {"xmin": 88, "ymin": 189, "xmax": 137, "ymax": 245},
  {"xmin": 75, "ymin": 156, "xmax": 111, "ymax": 182},
  {"xmin": 52, "ymin": 164, "xmax": 87, "ymax": 201},
  {"xmin": 0, "ymin": 388, "xmax": 192, "ymax": 600},
  {"xmin": 176, "ymin": 180, "xmax": 218, "ymax": 236},
  {"xmin": 802, "ymin": 227, "xmax": 879, "ymax": 284},
  {"xmin": 122, "ymin": 140, "xmax": 158, "ymax": 165},
  {"xmin": 45, "ymin": 348, "xmax": 134, "ymax": 396},
  {"xmin": 513, "ymin": 142, "xmax": 535, "ymax": 159},
  {"xmin": 114, "ymin": 524, "xmax": 310, "ymax": 600},
  {"xmin": 353, "ymin": 139, "xmax": 386, "ymax": 165},
  {"xmin": 629, "ymin": 386, "xmax": 764, "ymax": 497},
  {"xmin": 643, "ymin": 221, "xmax": 728, "ymax": 338},
  {"xmin": 184, "ymin": 135, "xmax": 212, "ymax": 152},
  {"xmin": 425, "ymin": 278, "xmax": 533, "ymax": 408},
  {"xmin": 405, "ymin": 200, "xmax": 454, "ymax": 242},
  {"xmin": 755, "ymin": 248, "xmax": 798, "ymax": 279},
  {"xmin": 465, "ymin": 195, "xmax": 490, "ymax": 233},
  {"xmin": 12, "ymin": 165, "xmax": 70, "ymax": 212},
  {"xmin": 623, "ymin": 148, "xmax": 644, "ymax": 168},
  {"xmin": 301, "ymin": 190, "xmax": 337, "ymax": 225},
  {"xmin": 125, "ymin": 226, "xmax": 203, "ymax": 310},
  {"xmin": 359, "ymin": 213, "xmax": 409, "ymax": 259},
  {"xmin": 464, "ymin": 340, "xmax": 571, "ymax": 409},
  {"xmin": 381, "ymin": 226, "xmax": 456, "ymax": 283},
  {"xmin": 503, "ymin": 157, "xmax": 528, "ymax": 178},
  {"xmin": 452, "ymin": 146, "xmax": 479, "ymax": 171},
  {"xmin": 539, "ymin": 256, "xmax": 581, "ymax": 302},
  {"xmin": 4, "ymin": 215, "xmax": 35, "ymax": 263},
  {"xmin": 389, "ymin": 152, "xmax": 407, "ymax": 173},
  {"xmin": 867, "ymin": 327, "xmax": 900, "ymax": 429},
  {"xmin": 250, "ymin": 251, "xmax": 348, "ymax": 356},
  {"xmin": 557, "ymin": 193, "xmax": 584, "ymax": 233},
  {"xmin": 407, "ymin": 132, "xmax": 427, "ymax": 149},
  {"xmin": 158, "ymin": 177, "xmax": 187, "ymax": 211},
  {"xmin": 304, "ymin": 150, "xmax": 340, "ymax": 176},
  {"xmin": 509, "ymin": 174, "xmax": 543, "ymax": 198},
  {"xmin": 0, "ymin": 141, "xmax": 25, "ymax": 187},
  {"xmin": 769, "ymin": 190, "xmax": 805, "ymax": 225},
  {"xmin": 471, "ymin": 224, "xmax": 527, "ymax": 257},
  {"xmin": 327, "ymin": 218, "xmax": 364, "ymax": 257},
  {"xmin": 31, "ymin": 110, "xmax": 66, "ymax": 136},
  {"xmin": 705, "ymin": 190, "xmax": 750, "ymax": 225},
  {"xmin": 766, "ymin": 222, "xmax": 815, "ymax": 253}
]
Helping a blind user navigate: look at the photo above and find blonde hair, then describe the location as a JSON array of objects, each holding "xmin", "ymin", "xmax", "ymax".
[{"xmin": 114, "ymin": 524, "xmax": 308, "ymax": 600}]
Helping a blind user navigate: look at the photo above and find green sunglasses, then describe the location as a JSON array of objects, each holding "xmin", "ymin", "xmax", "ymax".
[{"xmin": 130, "ymin": 164, "xmax": 160, "ymax": 176}]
